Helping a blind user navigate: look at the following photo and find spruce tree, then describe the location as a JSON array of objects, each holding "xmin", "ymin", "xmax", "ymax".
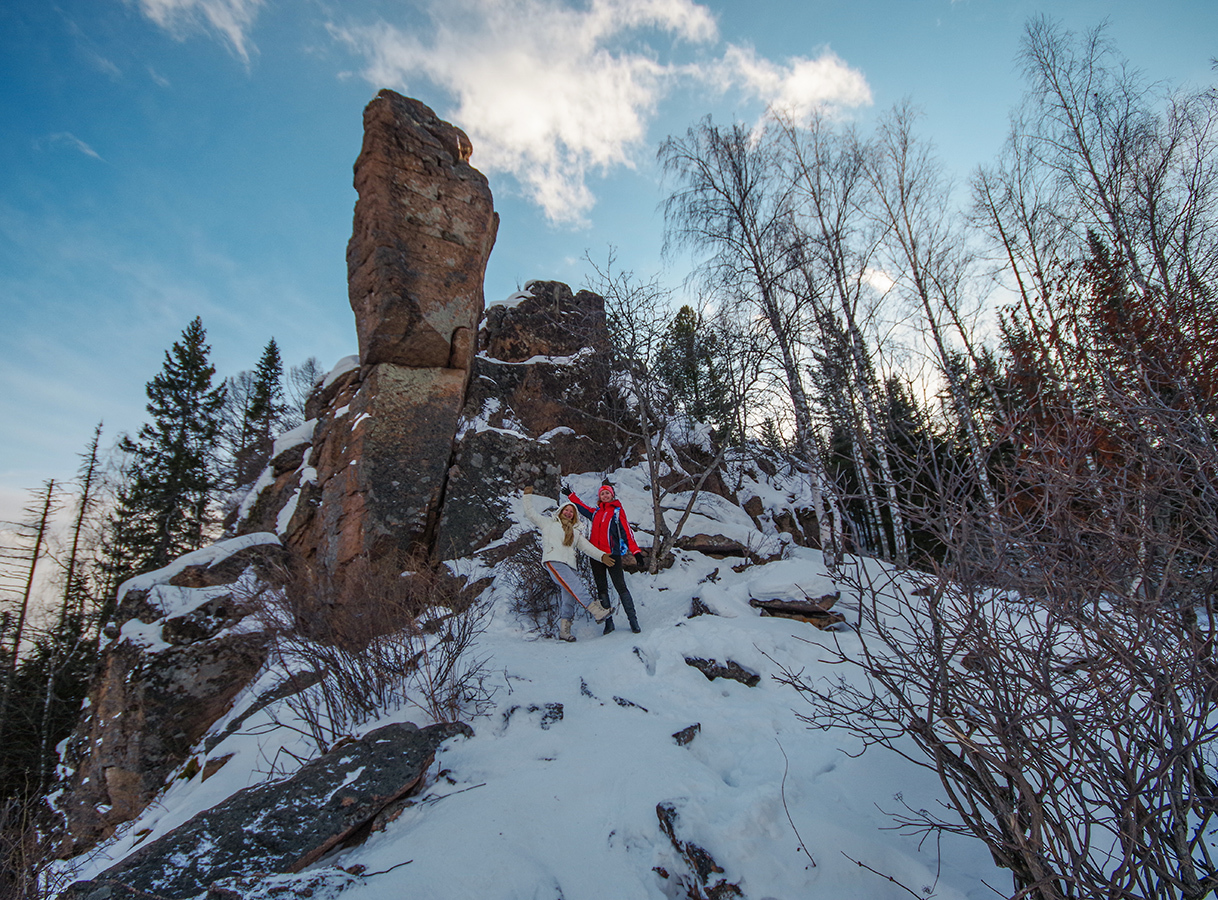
[
  {"xmin": 109, "ymin": 317, "xmax": 226, "ymax": 580},
  {"xmin": 245, "ymin": 338, "xmax": 285, "ymax": 478},
  {"xmin": 221, "ymin": 338, "xmax": 286, "ymax": 490},
  {"xmin": 656, "ymin": 306, "xmax": 733, "ymax": 437}
]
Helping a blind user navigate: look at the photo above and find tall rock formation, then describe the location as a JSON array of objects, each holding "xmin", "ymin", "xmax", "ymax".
[
  {"xmin": 347, "ymin": 91, "xmax": 496, "ymax": 371},
  {"xmin": 242, "ymin": 91, "xmax": 498, "ymax": 586}
]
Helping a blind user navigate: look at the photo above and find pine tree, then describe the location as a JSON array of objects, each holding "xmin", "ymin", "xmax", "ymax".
[{"xmin": 108, "ymin": 317, "xmax": 226, "ymax": 581}]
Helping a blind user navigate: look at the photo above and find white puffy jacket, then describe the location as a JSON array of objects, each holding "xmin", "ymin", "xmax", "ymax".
[{"xmin": 523, "ymin": 492, "xmax": 604, "ymax": 568}]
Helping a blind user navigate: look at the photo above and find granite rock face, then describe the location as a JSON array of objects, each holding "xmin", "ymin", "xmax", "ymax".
[
  {"xmin": 348, "ymin": 90, "xmax": 498, "ymax": 370},
  {"xmin": 278, "ymin": 362, "xmax": 469, "ymax": 575}
]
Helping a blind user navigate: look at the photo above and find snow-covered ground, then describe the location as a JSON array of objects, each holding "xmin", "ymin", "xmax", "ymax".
[{"xmin": 62, "ymin": 481, "xmax": 1001, "ymax": 899}]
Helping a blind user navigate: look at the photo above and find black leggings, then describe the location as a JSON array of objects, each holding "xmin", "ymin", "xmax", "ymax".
[{"xmin": 591, "ymin": 557, "xmax": 638, "ymax": 630}]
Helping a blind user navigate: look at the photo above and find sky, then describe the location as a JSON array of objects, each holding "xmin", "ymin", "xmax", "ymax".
[{"xmin": 2, "ymin": 0, "xmax": 1216, "ymax": 524}]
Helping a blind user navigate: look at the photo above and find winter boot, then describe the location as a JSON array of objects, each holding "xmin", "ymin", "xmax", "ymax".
[
  {"xmin": 586, "ymin": 599, "xmax": 613, "ymax": 623},
  {"xmin": 621, "ymin": 594, "xmax": 641, "ymax": 633},
  {"xmin": 602, "ymin": 616, "xmax": 616, "ymax": 635},
  {"xmin": 558, "ymin": 618, "xmax": 576, "ymax": 642}
]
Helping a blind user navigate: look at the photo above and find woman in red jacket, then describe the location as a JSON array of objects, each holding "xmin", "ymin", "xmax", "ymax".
[{"xmin": 567, "ymin": 481, "xmax": 642, "ymax": 634}]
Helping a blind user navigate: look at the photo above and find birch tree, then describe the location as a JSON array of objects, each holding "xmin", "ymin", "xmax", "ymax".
[{"xmin": 660, "ymin": 118, "xmax": 844, "ymax": 559}]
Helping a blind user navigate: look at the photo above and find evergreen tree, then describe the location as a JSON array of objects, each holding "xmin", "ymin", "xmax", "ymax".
[
  {"xmin": 107, "ymin": 317, "xmax": 226, "ymax": 581},
  {"xmin": 655, "ymin": 306, "xmax": 733, "ymax": 437},
  {"xmin": 221, "ymin": 338, "xmax": 286, "ymax": 490},
  {"xmin": 246, "ymin": 338, "xmax": 285, "ymax": 474}
]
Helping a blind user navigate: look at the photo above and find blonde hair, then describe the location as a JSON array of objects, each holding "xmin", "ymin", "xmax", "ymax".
[{"xmin": 559, "ymin": 504, "xmax": 576, "ymax": 546}]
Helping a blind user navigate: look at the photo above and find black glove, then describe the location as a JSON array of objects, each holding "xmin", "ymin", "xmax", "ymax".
[{"xmin": 561, "ymin": 482, "xmax": 572, "ymax": 496}]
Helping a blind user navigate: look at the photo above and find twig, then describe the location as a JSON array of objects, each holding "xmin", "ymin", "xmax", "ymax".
[
  {"xmin": 775, "ymin": 740, "xmax": 816, "ymax": 868},
  {"xmin": 840, "ymin": 852, "xmax": 928, "ymax": 899},
  {"xmin": 419, "ymin": 782, "xmax": 487, "ymax": 806},
  {"xmin": 361, "ymin": 858, "xmax": 414, "ymax": 877}
]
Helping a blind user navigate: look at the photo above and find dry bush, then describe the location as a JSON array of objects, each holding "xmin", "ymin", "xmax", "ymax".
[
  {"xmin": 0, "ymin": 800, "xmax": 72, "ymax": 900},
  {"xmin": 256, "ymin": 553, "xmax": 495, "ymax": 754},
  {"xmin": 778, "ymin": 400, "xmax": 1218, "ymax": 900},
  {"xmin": 500, "ymin": 538, "xmax": 560, "ymax": 635}
]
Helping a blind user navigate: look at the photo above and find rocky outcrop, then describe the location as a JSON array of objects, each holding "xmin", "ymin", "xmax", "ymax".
[
  {"xmin": 57, "ymin": 536, "xmax": 283, "ymax": 855},
  {"xmin": 348, "ymin": 90, "xmax": 497, "ymax": 370},
  {"xmin": 62, "ymin": 722, "xmax": 471, "ymax": 900},
  {"xmin": 434, "ymin": 281, "xmax": 624, "ymax": 558},
  {"xmin": 279, "ymin": 362, "xmax": 468, "ymax": 574}
]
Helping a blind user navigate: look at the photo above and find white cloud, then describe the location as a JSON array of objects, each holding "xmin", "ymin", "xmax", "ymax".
[
  {"xmin": 862, "ymin": 266, "xmax": 896, "ymax": 295},
  {"xmin": 716, "ymin": 44, "xmax": 872, "ymax": 119},
  {"xmin": 332, "ymin": 0, "xmax": 718, "ymax": 225},
  {"xmin": 332, "ymin": 0, "xmax": 871, "ymax": 226},
  {"xmin": 133, "ymin": 0, "xmax": 264, "ymax": 63}
]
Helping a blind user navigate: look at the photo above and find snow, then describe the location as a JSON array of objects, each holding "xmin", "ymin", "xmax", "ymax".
[
  {"xmin": 538, "ymin": 426, "xmax": 575, "ymax": 442},
  {"xmin": 488, "ymin": 288, "xmax": 533, "ymax": 309},
  {"xmin": 235, "ymin": 465, "xmax": 277, "ymax": 525},
  {"xmin": 271, "ymin": 419, "xmax": 317, "ymax": 459},
  {"xmin": 69, "ymin": 540, "xmax": 998, "ymax": 898},
  {"xmin": 276, "ymin": 489, "xmax": 301, "ymax": 536},
  {"xmin": 476, "ymin": 347, "xmax": 593, "ymax": 366},
  {"xmin": 116, "ymin": 533, "xmax": 281, "ymax": 602},
  {"xmin": 322, "ymin": 355, "xmax": 360, "ymax": 389}
]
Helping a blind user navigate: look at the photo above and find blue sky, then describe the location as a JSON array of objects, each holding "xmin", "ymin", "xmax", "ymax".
[{"xmin": 1, "ymin": 0, "xmax": 1214, "ymax": 522}]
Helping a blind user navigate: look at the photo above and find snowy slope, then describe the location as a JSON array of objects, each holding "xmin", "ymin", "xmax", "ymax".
[{"xmin": 62, "ymin": 482, "xmax": 1000, "ymax": 899}]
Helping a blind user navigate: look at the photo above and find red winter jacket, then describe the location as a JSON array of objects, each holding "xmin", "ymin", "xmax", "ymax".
[{"xmin": 568, "ymin": 493, "xmax": 641, "ymax": 557}]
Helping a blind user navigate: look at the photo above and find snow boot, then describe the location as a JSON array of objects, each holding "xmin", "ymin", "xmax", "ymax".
[
  {"xmin": 558, "ymin": 618, "xmax": 576, "ymax": 642},
  {"xmin": 620, "ymin": 593, "xmax": 641, "ymax": 633},
  {"xmin": 603, "ymin": 616, "xmax": 616, "ymax": 635},
  {"xmin": 586, "ymin": 599, "xmax": 613, "ymax": 623}
]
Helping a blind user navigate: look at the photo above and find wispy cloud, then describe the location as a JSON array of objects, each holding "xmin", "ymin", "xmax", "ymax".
[
  {"xmin": 132, "ymin": 0, "xmax": 265, "ymax": 64},
  {"xmin": 39, "ymin": 133, "xmax": 104, "ymax": 161},
  {"xmin": 332, "ymin": 0, "xmax": 870, "ymax": 226}
]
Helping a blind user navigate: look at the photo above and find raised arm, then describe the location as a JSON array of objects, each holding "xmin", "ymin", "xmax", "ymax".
[
  {"xmin": 567, "ymin": 491, "xmax": 595, "ymax": 521},
  {"xmin": 521, "ymin": 489, "xmax": 547, "ymax": 530}
]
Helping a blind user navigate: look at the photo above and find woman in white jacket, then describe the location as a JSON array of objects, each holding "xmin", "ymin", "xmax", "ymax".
[{"xmin": 522, "ymin": 486, "xmax": 614, "ymax": 642}]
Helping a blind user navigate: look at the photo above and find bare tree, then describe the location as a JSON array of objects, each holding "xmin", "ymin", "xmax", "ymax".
[
  {"xmin": 0, "ymin": 481, "xmax": 58, "ymax": 737},
  {"xmin": 286, "ymin": 356, "xmax": 323, "ymax": 427},
  {"xmin": 864, "ymin": 104, "xmax": 999, "ymax": 524},
  {"xmin": 660, "ymin": 117, "xmax": 844, "ymax": 560},
  {"xmin": 588, "ymin": 256, "xmax": 732, "ymax": 573},
  {"xmin": 1019, "ymin": 17, "xmax": 1218, "ymax": 302},
  {"xmin": 778, "ymin": 110, "xmax": 910, "ymax": 564}
]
